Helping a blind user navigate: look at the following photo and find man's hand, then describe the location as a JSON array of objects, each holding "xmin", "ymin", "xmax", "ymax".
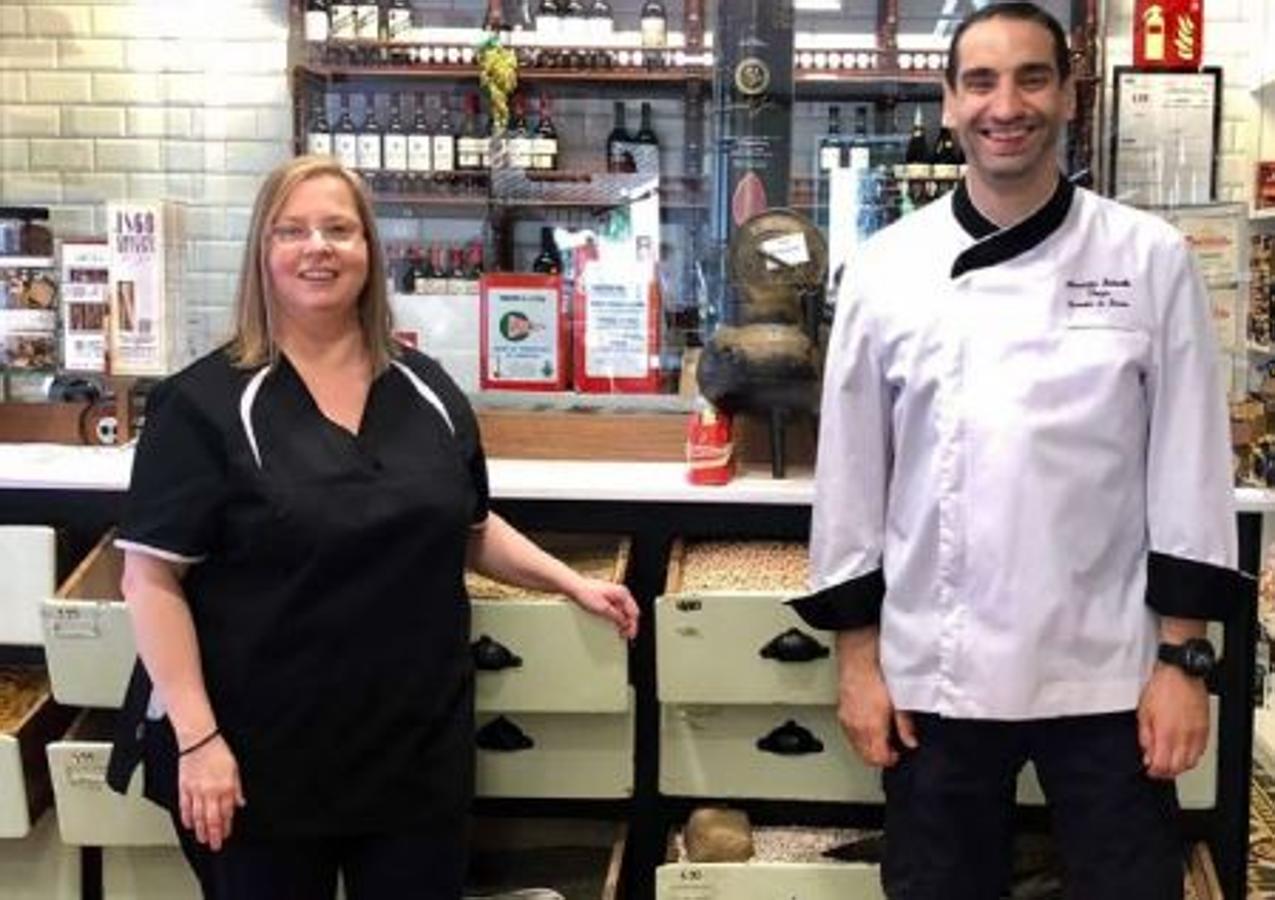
[
  {"xmin": 836, "ymin": 627, "xmax": 917, "ymax": 768},
  {"xmin": 1137, "ymin": 663, "xmax": 1210, "ymax": 780}
]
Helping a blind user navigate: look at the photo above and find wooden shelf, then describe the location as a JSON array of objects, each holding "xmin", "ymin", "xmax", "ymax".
[{"xmin": 297, "ymin": 62, "xmax": 708, "ymax": 84}]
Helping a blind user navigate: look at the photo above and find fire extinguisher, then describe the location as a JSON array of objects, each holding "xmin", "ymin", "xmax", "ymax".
[{"xmin": 1143, "ymin": 4, "xmax": 1166, "ymax": 61}]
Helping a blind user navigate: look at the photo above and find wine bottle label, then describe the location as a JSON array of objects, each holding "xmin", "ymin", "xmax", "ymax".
[
  {"xmin": 538, "ymin": 14, "xmax": 562, "ymax": 38},
  {"xmin": 458, "ymin": 137, "xmax": 482, "ymax": 169},
  {"xmin": 849, "ymin": 147, "xmax": 870, "ymax": 171},
  {"xmin": 562, "ymin": 14, "xmax": 588, "ymax": 42},
  {"xmin": 532, "ymin": 138, "xmax": 557, "ymax": 169},
  {"xmin": 509, "ymin": 137, "xmax": 534, "ymax": 169},
  {"xmin": 432, "ymin": 136, "xmax": 455, "ymax": 172},
  {"xmin": 335, "ymin": 133, "xmax": 359, "ymax": 168},
  {"xmin": 357, "ymin": 134, "xmax": 382, "ymax": 170},
  {"xmin": 308, "ymin": 132, "xmax": 333, "ymax": 156},
  {"xmin": 305, "ymin": 11, "xmax": 330, "ymax": 43},
  {"xmin": 355, "ymin": 5, "xmax": 379, "ymax": 40},
  {"xmin": 331, "ymin": 5, "xmax": 358, "ymax": 40},
  {"xmin": 819, "ymin": 145, "xmax": 840, "ymax": 171},
  {"xmin": 384, "ymin": 135, "xmax": 408, "ymax": 171},
  {"xmin": 408, "ymin": 136, "xmax": 432, "ymax": 172},
  {"xmin": 590, "ymin": 18, "xmax": 613, "ymax": 42},
  {"xmin": 388, "ymin": 10, "xmax": 412, "ymax": 43},
  {"xmin": 640, "ymin": 16, "xmax": 666, "ymax": 48}
]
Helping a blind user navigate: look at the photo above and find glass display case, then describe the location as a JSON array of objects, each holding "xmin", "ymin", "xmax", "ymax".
[{"xmin": 289, "ymin": 0, "xmax": 1103, "ymax": 434}]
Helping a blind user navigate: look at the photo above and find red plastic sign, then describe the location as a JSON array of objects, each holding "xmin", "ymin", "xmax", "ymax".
[{"xmin": 1134, "ymin": 0, "xmax": 1204, "ymax": 70}]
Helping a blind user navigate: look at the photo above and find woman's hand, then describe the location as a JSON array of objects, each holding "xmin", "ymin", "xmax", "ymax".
[
  {"xmin": 178, "ymin": 734, "xmax": 246, "ymax": 851},
  {"xmin": 569, "ymin": 576, "xmax": 640, "ymax": 640}
]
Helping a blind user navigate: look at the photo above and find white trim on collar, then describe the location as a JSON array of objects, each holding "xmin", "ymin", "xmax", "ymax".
[{"xmin": 239, "ymin": 366, "xmax": 270, "ymax": 469}]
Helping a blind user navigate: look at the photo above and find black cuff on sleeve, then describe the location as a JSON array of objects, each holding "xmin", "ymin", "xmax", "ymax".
[
  {"xmin": 1146, "ymin": 551, "xmax": 1253, "ymax": 621},
  {"xmin": 786, "ymin": 568, "xmax": 885, "ymax": 631}
]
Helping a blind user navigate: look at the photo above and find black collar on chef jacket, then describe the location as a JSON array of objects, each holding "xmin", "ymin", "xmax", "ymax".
[{"xmin": 950, "ymin": 173, "xmax": 1075, "ymax": 279}]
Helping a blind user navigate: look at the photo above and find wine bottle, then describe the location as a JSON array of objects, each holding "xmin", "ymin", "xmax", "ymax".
[
  {"xmin": 457, "ymin": 93, "xmax": 485, "ymax": 172},
  {"xmin": 640, "ymin": 0, "xmax": 667, "ymax": 67},
  {"xmin": 849, "ymin": 104, "xmax": 871, "ymax": 169},
  {"xmin": 563, "ymin": 0, "xmax": 589, "ymax": 42},
  {"xmin": 331, "ymin": 1, "xmax": 358, "ymax": 44},
  {"xmin": 536, "ymin": 0, "xmax": 562, "ymax": 40},
  {"xmin": 589, "ymin": 0, "xmax": 614, "ymax": 44},
  {"xmin": 532, "ymin": 226, "xmax": 562, "ymax": 274},
  {"xmin": 305, "ymin": 0, "xmax": 330, "ymax": 53},
  {"xmin": 635, "ymin": 101, "xmax": 658, "ymax": 145},
  {"xmin": 355, "ymin": 0, "xmax": 380, "ymax": 44},
  {"xmin": 507, "ymin": 93, "xmax": 534, "ymax": 169},
  {"xmin": 387, "ymin": 0, "xmax": 412, "ymax": 43},
  {"xmin": 465, "ymin": 239, "xmax": 485, "ymax": 279},
  {"xmin": 307, "ymin": 95, "xmax": 333, "ymax": 157},
  {"xmin": 819, "ymin": 105, "xmax": 843, "ymax": 172},
  {"xmin": 407, "ymin": 92, "xmax": 432, "ymax": 184},
  {"xmin": 384, "ymin": 93, "xmax": 409, "ymax": 177},
  {"xmin": 606, "ymin": 101, "xmax": 633, "ymax": 173},
  {"xmin": 432, "ymin": 94, "xmax": 456, "ymax": 176},
  {"xmin": 334, "ymin": 93, "xmax": 359, "ymax": 169},
  {"xmin": 357, "ymin": 93, "xmax": 383, "ymax": 173},
  {"xmin": 400, "ymin": 246, "xmax": 422, "ymax": 293},
  {"xmin": 904, "ymin": 106, "xmax": 929, "ymax": 165},
  {"xmin": 532, "ymin": 94, "xmax": 559, "ymax": 171}
]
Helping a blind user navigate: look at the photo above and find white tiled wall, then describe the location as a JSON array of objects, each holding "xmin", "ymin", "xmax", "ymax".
[{"xmin": 0, "ymin": 0, "xmax": 293, "ymax": 357}]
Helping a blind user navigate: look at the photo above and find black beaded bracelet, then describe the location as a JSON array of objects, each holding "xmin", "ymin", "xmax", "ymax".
[{"xmin": 178, "ymin": 728, "xmax": 221, "ymax": 757}]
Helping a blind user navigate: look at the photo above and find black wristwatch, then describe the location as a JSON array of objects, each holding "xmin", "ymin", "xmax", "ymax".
[{"xmin": 1157, "ymin": 638, "xmax": 1216, "ymax": 680}]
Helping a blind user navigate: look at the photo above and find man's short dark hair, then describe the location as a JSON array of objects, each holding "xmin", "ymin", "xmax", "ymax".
[{"xmin": 944, "ymin": 1, "xmax": 1072, "ymax": 89}]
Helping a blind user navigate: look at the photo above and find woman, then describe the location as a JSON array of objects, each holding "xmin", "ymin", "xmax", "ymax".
[{"xmin": 107, "ymin": 155, "xmax": 639, "ymax": 899}]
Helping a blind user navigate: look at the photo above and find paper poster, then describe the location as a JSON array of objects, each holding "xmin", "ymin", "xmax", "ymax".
[{"xmin": 61, "ymin": 241, "xmax": 109, "ymax": 372}]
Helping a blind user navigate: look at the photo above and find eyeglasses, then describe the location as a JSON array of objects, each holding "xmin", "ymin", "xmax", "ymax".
[{"xmin": 269, "ymin": 222, "xmax": 364, "ymax": 247}]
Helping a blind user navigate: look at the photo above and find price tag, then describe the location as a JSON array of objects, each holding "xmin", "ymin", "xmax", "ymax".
[
  {"xmin": 760, "ymin": 232, "xmax": 810, "ymax": 269},
  {"xmin": 65, "ymin": 750, "xmax": 109, "ymax": 788},
  {"xmin": 41, "ymin": 604, "xmax": 102, "ymax": 639}
]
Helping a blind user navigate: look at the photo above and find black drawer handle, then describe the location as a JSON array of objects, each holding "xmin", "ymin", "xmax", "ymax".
[
  {"xmin": 475, "ymin": 716, "xmax": 535, "ymax": 752},
  {"xmin": 756, "ymin": 719, "xmax": 825, "ymax": 756},
  {"xmin": 759, "ymin": 628, "xmax": 830, "ymax": 663},
  {"xmin": 471, "ymin": 635, "xmax": 523, "ymax": 672}
]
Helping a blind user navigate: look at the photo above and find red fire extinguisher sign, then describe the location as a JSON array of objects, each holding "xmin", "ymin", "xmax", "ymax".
[{"xmin": 1133, "ymin": 0, "xmax": 1204, "ymax": 70}]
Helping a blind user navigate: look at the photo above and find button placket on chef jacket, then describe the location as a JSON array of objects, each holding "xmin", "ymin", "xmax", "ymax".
[{"xmin": 935, "ymin": 272, "xmax": 971, "ymax": 714}]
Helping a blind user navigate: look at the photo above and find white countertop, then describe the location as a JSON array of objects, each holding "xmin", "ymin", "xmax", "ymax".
[
  {"xmin": 2, "ymin": 442, "xmax": 1274, "ymax": 511},
  {"xmin": 0, "ymin": 443, "xmax": 816, "ymax": 505}
]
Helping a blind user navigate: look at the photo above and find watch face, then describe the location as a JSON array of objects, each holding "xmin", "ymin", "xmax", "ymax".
[{"xmin": 1182, "ymin": 640, "xmax": 1215, "ymax": 677}]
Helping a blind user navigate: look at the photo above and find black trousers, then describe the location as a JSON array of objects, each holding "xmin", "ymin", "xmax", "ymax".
[
  {"xmin": 881, "ymin": 711, "xmax": 1182, "ymax": 900},
  {"xmin": 173, "ymin": 814, "xmax": 469, "ymax": 900}
]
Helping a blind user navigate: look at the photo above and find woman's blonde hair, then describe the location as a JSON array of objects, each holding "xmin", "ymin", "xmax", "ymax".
[{"xmin": 227, "ymin": 155, "xmax": 397, "ymax": 372}]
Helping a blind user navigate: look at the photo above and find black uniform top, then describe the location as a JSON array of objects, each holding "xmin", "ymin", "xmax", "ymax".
[{"xmin": 113, "ymin": 345, "xmax": 489, "ymax": 838}]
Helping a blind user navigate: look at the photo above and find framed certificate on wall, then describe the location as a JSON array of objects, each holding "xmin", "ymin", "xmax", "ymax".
[{"xmin": 1109, "ymin": 66, "xmax": 1222, "ymax": 208}]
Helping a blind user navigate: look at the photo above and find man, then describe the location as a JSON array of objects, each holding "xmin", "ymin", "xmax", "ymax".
[{"xmin": 792, "ymin": 3, "xmax": 1242, "ymax": 898}]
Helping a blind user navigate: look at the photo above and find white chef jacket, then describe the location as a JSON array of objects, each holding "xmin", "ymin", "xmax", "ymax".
[{"xmin": 792, "ymin": 176, "xmax": 1240, "ymax": 720}]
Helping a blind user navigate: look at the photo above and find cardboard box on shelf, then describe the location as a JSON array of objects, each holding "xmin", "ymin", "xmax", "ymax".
[{"xmin": 106, "ymin": 202, "xmax": 186, "ymax": 378}]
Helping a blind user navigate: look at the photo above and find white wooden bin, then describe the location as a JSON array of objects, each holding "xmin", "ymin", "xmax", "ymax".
[
  {"xmin": 660, "ymin": 704, "xmax": 884, "ymax": 803},
  {"xmin": 657, "ymin": 826, "xmax": 885, "ymax": 900},
  {"xmin": 467, "ymin": 533, "xmax": 631, "ymax": 714},
  {"xmin": 42, "ymin": 533, "xmax": 135, "ymax": 709},
  {"xmin": 0, "ymin": 669, "xmax": 76, "ymax": 839},
  {"xmin": 0, "ymin": 525, "xmax": 56, "ymax": 646},
  {"xmin": 46, "ymin": 710, "xmax": 176, "ymax": 847},
  {"xmin": 657, "ymin": 538, "xmax": 833, "ymax": 705},
  {"xmin": 476, "ymin": 690, "xmax": 634, "ymax": 800},
  {"xmin": 471, "ymin": 599, "xmax": 629, "ymax": 713}
]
